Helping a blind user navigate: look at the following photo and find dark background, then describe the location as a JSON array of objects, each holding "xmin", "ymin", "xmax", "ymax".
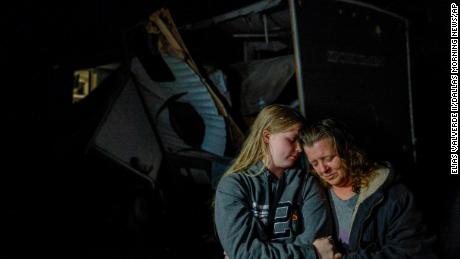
[{"xmin": 3, "ymin": 0, "xmax": 459, "ymax": 258}]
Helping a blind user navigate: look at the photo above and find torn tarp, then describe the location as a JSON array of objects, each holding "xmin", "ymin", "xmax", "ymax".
[
  {"xmin": 230, "ymin": 55, "xmax": 295, "ymax": 115},
  {"xmin": 130, "ymin": 8, "xmax": 244, "ymax": 157}
]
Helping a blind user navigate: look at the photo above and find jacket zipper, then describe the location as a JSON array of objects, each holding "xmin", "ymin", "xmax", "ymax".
[{"xmin": 356, "ymin": 196, "xmax": 384, "ymax": 249}]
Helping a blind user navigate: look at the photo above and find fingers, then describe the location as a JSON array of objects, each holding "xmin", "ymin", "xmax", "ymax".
[
  {"xmin": 317, "ymin": 235, "xmax": 332, "ymax": 240},
  {"xmin": 334, "ymin": 253, "xmax": 342, "ymax": 259},
  {"xmin": 313, "ymin": 237, "xmax": 334, "ymax": 246}
]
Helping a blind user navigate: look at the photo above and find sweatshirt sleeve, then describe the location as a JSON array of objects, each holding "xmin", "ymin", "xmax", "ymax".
[
  {"xmin": 214, "ymin": 174, "xmax": 318, "ymax": 259},
  {"xmin": 293, "ymin": 174, "xmax": 333, "ymax": 246}
]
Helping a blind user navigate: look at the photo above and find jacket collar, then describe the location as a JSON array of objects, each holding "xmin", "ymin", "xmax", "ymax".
[
  {"xmin": 351, "ymin": 166, "xmax": 390, "ymax": 222},
  {"xmin": 348, "ymin": 165, "xmax": 392, "ymax": 250}
]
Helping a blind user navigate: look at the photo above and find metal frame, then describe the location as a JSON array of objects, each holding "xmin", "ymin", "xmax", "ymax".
[
  {"xmin": 336, "ymin": 0, "xmax": 415, "ymax": 161},
  {"xmin": 289, "ymin": 0, "xmax": 416, "ymax": 162}
]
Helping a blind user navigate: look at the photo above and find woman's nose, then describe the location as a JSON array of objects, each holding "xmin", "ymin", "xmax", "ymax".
[{"xmin": 317, "ymin": 162, "xmax": 328, "ymax": 173}]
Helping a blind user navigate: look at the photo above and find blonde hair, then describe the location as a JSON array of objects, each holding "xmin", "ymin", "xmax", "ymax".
[{"xmin": 224, "ymin": 104, "xmax": 305, "ymax": 176}]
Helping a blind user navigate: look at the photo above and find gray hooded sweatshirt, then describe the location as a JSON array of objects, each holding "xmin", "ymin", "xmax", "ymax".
[{"xmin": 215, "ymin": 161, "xmax": 331, "ymax": 259}]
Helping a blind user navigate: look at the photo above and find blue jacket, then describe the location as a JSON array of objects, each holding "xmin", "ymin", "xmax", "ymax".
[
  {"xmin": 215, "ymin": 161, "xmax": 332, "ymax": 259},
  {"xmin": 331, "ymin": 165, "xmax": 437, "ymax": 259}
]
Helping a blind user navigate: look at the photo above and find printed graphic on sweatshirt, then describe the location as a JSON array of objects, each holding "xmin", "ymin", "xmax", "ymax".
[{"xmin": 251, "ymin": 201, "xmax": 293, "ymax": 239}]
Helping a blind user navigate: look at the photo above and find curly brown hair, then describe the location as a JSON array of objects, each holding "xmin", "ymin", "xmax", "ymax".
[{"xmin": 299, "ymin": 119, "xmax": 377, "ymax": 193}]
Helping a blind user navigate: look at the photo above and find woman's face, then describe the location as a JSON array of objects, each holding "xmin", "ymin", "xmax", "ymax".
[
  {"xmin": 264, "ymin": 124, "xmax": 302, "ymax": 173},
  {"xmin": 303, "ymin": 137, "xmax": 350, "ymax": 188}
]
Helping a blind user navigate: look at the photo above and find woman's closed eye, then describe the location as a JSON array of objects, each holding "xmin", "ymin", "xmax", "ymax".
[
  {"xmin": 325, "ymin": 156, "xmax": 335, "ymax": 162},
  {"xmin": 287, "ymin": 137, "xmax": 297, "ymax": 143}
]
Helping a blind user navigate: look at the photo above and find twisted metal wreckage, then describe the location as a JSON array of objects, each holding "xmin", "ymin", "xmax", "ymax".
[{"xmin": 87, "ymin": 2, "xmax": 302, "ymax": 191}]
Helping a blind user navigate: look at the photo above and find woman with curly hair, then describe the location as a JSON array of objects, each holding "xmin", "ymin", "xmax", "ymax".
[{"xmin": 301, "ymin": 118, "xmax": 436, "ymax": 259}]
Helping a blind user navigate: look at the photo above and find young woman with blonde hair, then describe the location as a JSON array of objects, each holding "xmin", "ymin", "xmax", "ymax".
[{"xmin": 215, "ymin": 104, "xmax": 340, "ymax": 259}]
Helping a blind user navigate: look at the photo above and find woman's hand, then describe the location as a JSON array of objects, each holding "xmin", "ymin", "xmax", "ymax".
[{"xmin": 313, "ymin": 236, "xmax": 342, "ymax": 259}]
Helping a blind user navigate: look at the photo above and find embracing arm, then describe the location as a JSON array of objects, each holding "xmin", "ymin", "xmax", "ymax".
[
  {"xmin": 293, "ymin": 174, "xmax": 333, "ymax": 246},
  {"xmin": 215, "ymin": 175, "xmax": 319, "ymax": 259}
]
